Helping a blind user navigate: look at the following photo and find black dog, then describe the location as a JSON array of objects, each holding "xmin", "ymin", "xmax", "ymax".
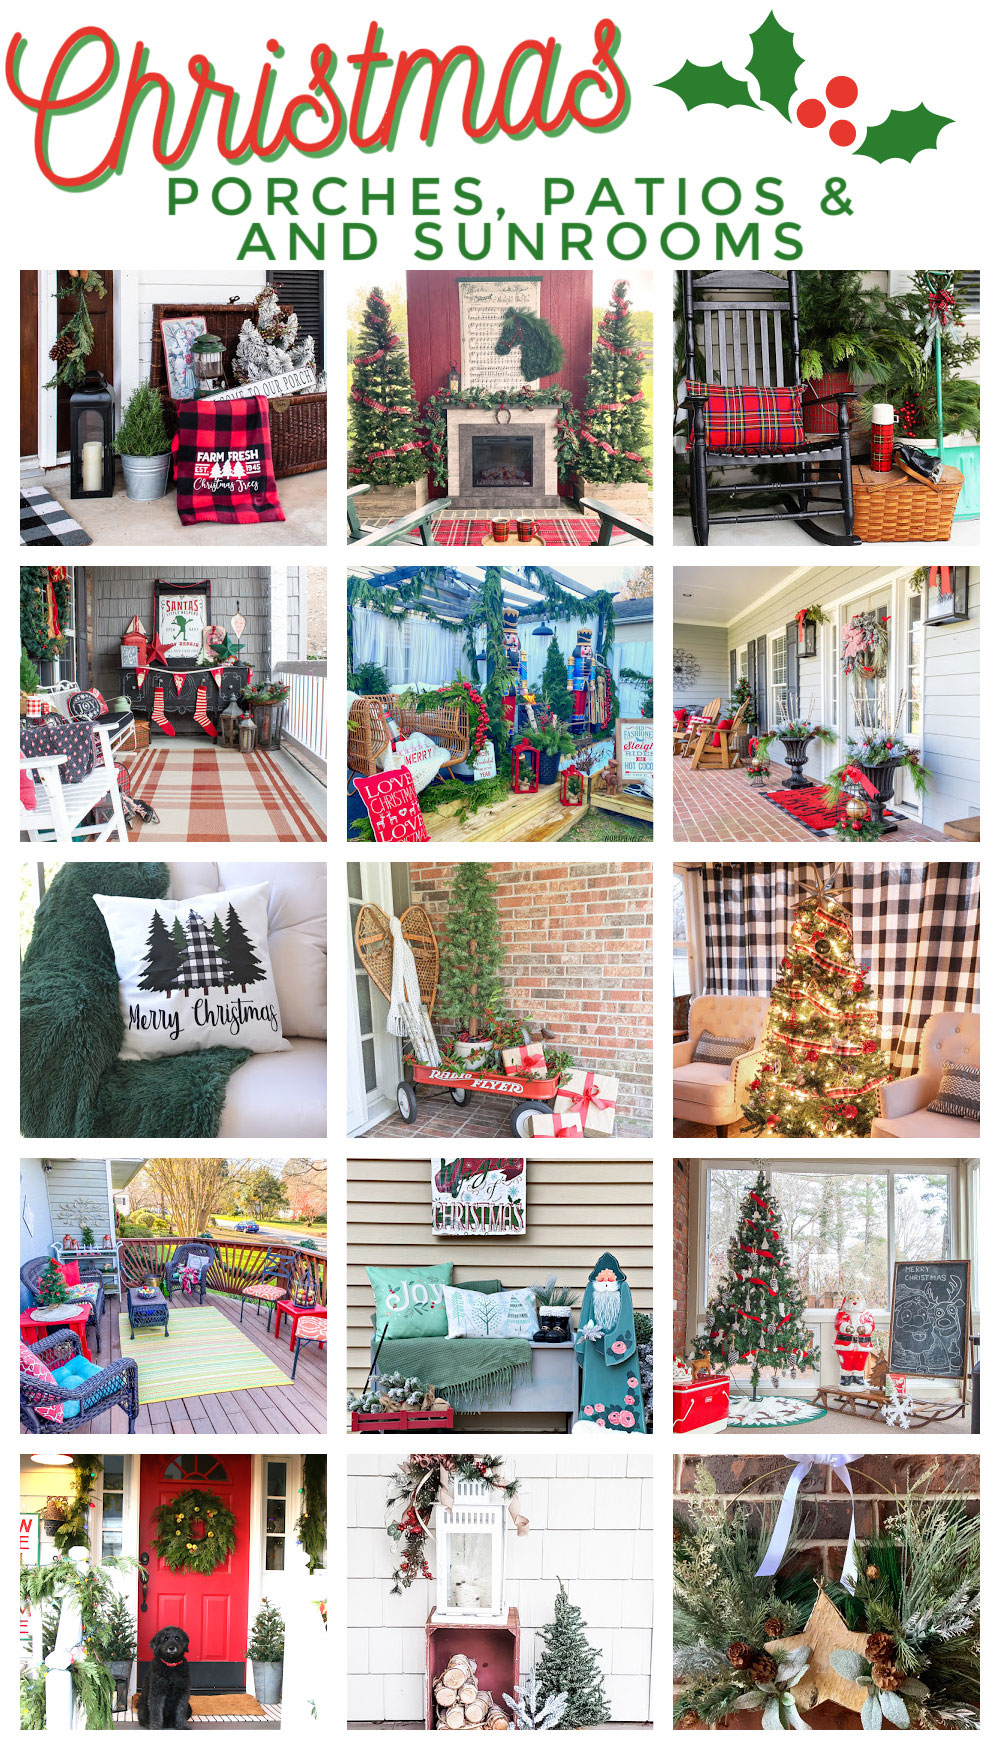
[{"xmin": 138, "ymin": 1627, "xmax": 192, "ymax": 1730}]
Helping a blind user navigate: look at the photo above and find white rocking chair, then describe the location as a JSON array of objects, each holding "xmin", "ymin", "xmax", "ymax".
[{"xmin": 20, "ymin": 724, "xmax": 129, "ymax": 843}]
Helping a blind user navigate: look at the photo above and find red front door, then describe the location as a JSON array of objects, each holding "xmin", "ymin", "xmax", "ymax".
[{"xmin": 138, "ymin": 1456, "xmax": 251, "ymax": 1694}]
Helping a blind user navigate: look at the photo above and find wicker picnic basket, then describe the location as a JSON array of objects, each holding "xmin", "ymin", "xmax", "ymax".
[
  {"xmin": 852, "ymin": 463, "xmax": 964, "ymax": 542},
  {"xmin": 149, "ymin": 302, "xmax": 327, "ymax": 478},
  {"xmin": 354, "ymin": 903, "xmax": 439, "ymax": 1013}
]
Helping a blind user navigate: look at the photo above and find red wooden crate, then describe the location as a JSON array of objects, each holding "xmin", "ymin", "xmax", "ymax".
[
  {"xmin": 426, "ymin": 1607, "xmax": 520, "ymax": 1731},
  {"xmin": 350, "ymin": 1407, "xmax": 454, "ymax": 1434}
]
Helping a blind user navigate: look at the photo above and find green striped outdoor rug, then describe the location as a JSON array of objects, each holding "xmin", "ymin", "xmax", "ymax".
[{"xmin": 117, "ymin": 1306, "xmax": 289, "ymax": 1405}]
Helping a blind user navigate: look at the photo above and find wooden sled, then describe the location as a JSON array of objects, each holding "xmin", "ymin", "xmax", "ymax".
[{"xmin": 812, "ymin": 1386, "xmax": 967, "ymax": 1426}]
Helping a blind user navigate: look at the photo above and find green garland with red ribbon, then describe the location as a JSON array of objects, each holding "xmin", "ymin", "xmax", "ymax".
[
  {"xmin": 421, "ymin": 384, "xmax": 580, "ymax": 488},
  {"xmin": 386, "ymin": 1455, "xmax": 521, "ymax": 1594},
  {"xmin": 21, "ymin": 566, "xmax": 71, "ymax": 661}
]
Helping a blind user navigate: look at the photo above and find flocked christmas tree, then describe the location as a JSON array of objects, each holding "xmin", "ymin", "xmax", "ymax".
[
  {"xmin": 579, "ymin": 280, "xmax": 651, "ymax": 484},
  {"xmin": 704, "ymin": 1167, "xmax": 817, "ymax": 1399},
  {"xmin": 534, "ymin": 1581, "xmax": 611, "ymax": 1729},
  {"xmin": 741, "ymin": 873, "xmax": 892, "ymax": 1139},
  {"xmin": 437, "ymin": 863, "xmax": 507, "ymax": 1042},
  {"xmin": 349, "ymin": 287, "xmax": 426, "ymax": 486},
  {"xmin": 233, "ymin": 287, "xmax": 316, "ymax": 384}
]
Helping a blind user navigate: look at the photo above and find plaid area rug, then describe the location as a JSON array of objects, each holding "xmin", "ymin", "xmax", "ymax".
[
  {"xmin": 432, "ymin": 516, "xmax": 602, "ymax": 547},
  {"xmin": 20, "ymin": 487, "xmax": 91, "ymax": 545},
  {"xmin": 764, "ymin": 787, "xmax": 903, "ymax": 837},
  {"xmin": 121, "ymin": 744, "xmax": 325, "ymax": 842},
  {"xmin": 118, "ymin": 1305, "xmax": 290, "ymax": 1404}
]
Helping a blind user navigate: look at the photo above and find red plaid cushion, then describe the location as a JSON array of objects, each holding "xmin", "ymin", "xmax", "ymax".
[
  {"xmin": 685, "ymin": 381, "xmax": 804, "ymax": 451},
  {"xmin": 172, "ymin": 396, "xmax": 285, "ymax": 525}
]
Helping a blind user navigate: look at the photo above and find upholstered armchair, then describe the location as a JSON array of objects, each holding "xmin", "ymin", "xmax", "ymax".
[
  {"xmin": 673, "ymin": 994, "xmax": 770, "ymax": 1136},
  {"xmin": 871, "ymin": 1011, "xmax": 980, "ymax": 1139}
]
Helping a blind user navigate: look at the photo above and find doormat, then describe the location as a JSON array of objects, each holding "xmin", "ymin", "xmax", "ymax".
[
  {"xmin": 727, "ymin": 1395, "xmax": 828, "ymax": 1428},
  {"xmin": 20, "ymin": 487, "xmax": 92, "ymax": 546},
  {"xmin": 121, "ymin": 744, "xmax": 325, "ymax": 842},
  {"xmin": 118, "ymin": 1305, "xmax": 290, "ymax": 1404},
  {"xmin": 130, "ymin": 1693, "xmax": 267, "ymax": 1718},
  {"xmin": 431, "ymin": 516, "xmax": 602, "ymax": 547},
  {"xmin": 763, "ymin": 787, "xmax": 903, "ymax": 837}
]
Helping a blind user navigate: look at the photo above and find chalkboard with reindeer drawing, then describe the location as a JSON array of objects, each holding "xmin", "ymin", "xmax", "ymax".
[{"xmin": 888, "ymin": 1259, "xmax": 971, "ymax": 1381}]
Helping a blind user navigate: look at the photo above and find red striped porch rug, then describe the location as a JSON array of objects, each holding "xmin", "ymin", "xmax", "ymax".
[{"xmin": 122, "ymin": 745, "xmax": 325, "ymax": 842}]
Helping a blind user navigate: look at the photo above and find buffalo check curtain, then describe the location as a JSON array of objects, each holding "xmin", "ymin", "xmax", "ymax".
[
  {"xmin": 700, "ymin": 862, "xmax": 979, "ymax": 1076},
  {"xmin": 172, "ymin": 395, "xmax": 285, "ymax": 525},
  {"xmin": 684, "ymin": 381, "xmax": 805, "ymax": 451}
]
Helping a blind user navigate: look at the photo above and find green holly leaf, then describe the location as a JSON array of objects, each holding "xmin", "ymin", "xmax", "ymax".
[
  {"xmin": 747, "ymin": 10, "xmax": 803, "ymax": 118},
  {"xmin": 657, "ymin": 61, "xmax": 759, "ymax": 112},
  {"xmin": 855, "ymin": 104, "xmax": 953, "ymax": 163}
]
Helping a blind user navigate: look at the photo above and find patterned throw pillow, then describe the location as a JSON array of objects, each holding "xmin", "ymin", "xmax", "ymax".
[
  {"xmin": 684, "ymin": 381, "xmax": 805, "ymax": 451},
  {"xmin": 19, "ymin": 1340, "xmax": 63, "ymax": 1424},
  {"xmin": 20, "ymin": 717, "xmax": 96, "ymax": 785},
  {"xmin": 443, "ymin": 1284, "xmax": 538, "ymax": 1340},
  {"xmin": 692, "ymin": 1031, "xmax": 754, "ymax": 1065},
  {"xmin": 926, "ymin": 1061, "xmax": 980, "ymax": 1121},
  {"xmin": 67, "ymin": 688, "xmax": 108, "ymax": 720},
  {"xmin": 64, "ymin": 1282, "xmax": 100, "ymax": 1305},
  {"xmin": 367, "ymin": 1263, "xmax": 454, "ymax": 1338}
]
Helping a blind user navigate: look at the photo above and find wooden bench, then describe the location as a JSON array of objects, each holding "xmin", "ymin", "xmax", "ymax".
[
  {"xmin": 578, "ymin": 496, "xmax": 654, "ymax": 545},
  {"xmin": 347, "ymin": 482, "xmax": 450, "ymax": 545},
  {"xmin": 943, "ymin": 815, "xmax": 980, "ymax": 841}
]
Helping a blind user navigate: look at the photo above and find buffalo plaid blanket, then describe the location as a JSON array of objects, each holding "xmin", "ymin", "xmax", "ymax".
[{"xmin": 172, "ymin": 396, "xmax": 284, "ymax": 524}]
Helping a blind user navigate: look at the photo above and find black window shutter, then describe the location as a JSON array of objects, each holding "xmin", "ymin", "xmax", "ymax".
[
  {"xmin": 729, "ymin": 648, "xmax": 737, "ymax": 693},
  {"xmin": 746, "ymin": 641, "xmax": 757, "ymax": 705},
  {"xmin": 785, "ymin": 621, "xmax": 800, "ymax": 713},
  {"xmin": 267, "ymin": 270, "xmax": 325, "ymax": 370},
  {"xmin": 755, "ymin": 635, "xmax": 767, "ymax": 730}
]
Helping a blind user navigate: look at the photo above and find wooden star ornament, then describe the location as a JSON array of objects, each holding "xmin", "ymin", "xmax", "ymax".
[
  {"xmin": 145, "ymin": 630, "xmax": 174, "ymax": 667},
  {"xmin": 766, "ymin": 1581, "xmax": 869, "ymax": 1714}
]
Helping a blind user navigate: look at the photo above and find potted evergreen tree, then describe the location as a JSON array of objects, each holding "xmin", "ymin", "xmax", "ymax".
[
  {"xmin": 727, "ymin": 677, "xmax": 758, "ymax": 761},
  {"xmin": 348, "ymin": 286, "xmax": 427, "ymax": 515},
  {"xmin": 539, "ymin": 639, "xmax": 572, "ymax": 719},
  {"xmin": 527, "ymin": 709, "xmax": 575, "ymax": 785},
  {"xmin": 577, "ymin": 280, "xmax": 651, "ymax": 520},
  {"xmin": 437, "ymin": 863, "xmax": 507, "ymax": 1070},
  {"xmin": 113, "ymin": 381, "xmax": 172, "ymax": 500},
  {"xmin": 94, "ymin": 1593, "xmax": 137, "ymax": 1689},
  {"xmin": 245, "ymin": 1599, "xmax": 285, "ymax": 1704}
]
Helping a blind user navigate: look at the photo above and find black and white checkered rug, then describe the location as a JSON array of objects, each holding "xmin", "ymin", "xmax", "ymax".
[{"xmin": 20, "ymin": 486, "xmax": 91, "ymax": 545}]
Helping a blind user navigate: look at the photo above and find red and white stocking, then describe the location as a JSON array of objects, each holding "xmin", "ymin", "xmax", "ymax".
[
  {"xmin": 151, "ymin": 686, "xmax": 175, "ymax": 737},
  {"xmin": 193, "ymin": 684, "xmax": 218, "ymax": 739}
]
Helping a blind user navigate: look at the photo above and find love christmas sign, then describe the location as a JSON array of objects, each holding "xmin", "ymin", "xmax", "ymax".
[{"xmin": 354, "ymin": 768, "xmax": 430, "ymax": 841}]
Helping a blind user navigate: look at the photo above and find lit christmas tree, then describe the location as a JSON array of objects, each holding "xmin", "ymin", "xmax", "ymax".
[
  {"xmin": 348, "ymin": 287, "xmax": 426, "ymax": 487},
  {"xmin": 704, "ymin": 1167, "xmax": 817, "ymax": 1399},
  {"xmin": 578, "ymin": 280, "xmax": 650, "ymax": 484},
  {"xmin": 741, "ymin": 874, "xmax": 892, "ymax": 1139}
]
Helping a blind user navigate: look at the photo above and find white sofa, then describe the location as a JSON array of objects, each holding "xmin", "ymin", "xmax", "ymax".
[
  {"xmin": 167, "ymin": 862, "xmax": 326, "ymax": 1138},
  {"xmin": 673, "ymin": 995, "xmax": 769, "ymax": 1136},
  {"xmin": 871, "ymin": 1011, "xmax": 979, "ymax": 1139}
]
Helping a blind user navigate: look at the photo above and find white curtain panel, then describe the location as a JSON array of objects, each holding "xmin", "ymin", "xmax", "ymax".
[
  {"xmin": 613, "ymin": 639, "xmax": 653, "ymax": 718},
  {"xmin": 351, "ymin": 605, "xmax": 403, "ymax": 679},
  {"xmin": 407, "ymin": 615, "xmax": 466, "ymax": 687}
]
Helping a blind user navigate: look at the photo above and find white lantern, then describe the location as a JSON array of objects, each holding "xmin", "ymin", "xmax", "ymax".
[{"xmin": 434, "ymin": 1478, "xmax": 506, "ymax": 1622}]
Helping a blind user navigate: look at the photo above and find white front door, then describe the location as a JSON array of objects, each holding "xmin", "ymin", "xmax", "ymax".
[
  {"xmin": 837, "ymin": 578, "xmax": 918, "ymax": 814},
  {"xmin": 347, "ymin": 864, "xmax": 404, "ymax": 1135}
]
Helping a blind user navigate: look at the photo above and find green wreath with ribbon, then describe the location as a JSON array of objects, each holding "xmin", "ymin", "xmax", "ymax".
[{"xmin": 152, "ymin": 1489, "xmax": 237, "ymax": 1575}]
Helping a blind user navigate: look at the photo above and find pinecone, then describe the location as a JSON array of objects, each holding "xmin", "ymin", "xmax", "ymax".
[
  {"xmin": 865, "ymin": 1632, "xmax": 895, "ymax": 1665},
  {"xmin": 865, "ymin": 1564, "xmax": 880, "ymax": 1579},
  {"xmin": 763, "ymin": 1617, "xmax": 785, "ymax": 1638},
  {"xmin": 747, "ymin": 1653, "xmax": 778, "ymax": 1685},
  {"xmin": 48, "ymin": 334, "xmax": 74, "ymax": 363},
  {"xmin": 870, "ymin": 1663, "xmax": 903, "ymax": 1693},
  {"xmin": 726, "ymin": 1640, "xmax": 753, "ymax": 1670},
  {"xmin": 675, "ymin": 1710, "xmax": 701, "ymax": 1730}
]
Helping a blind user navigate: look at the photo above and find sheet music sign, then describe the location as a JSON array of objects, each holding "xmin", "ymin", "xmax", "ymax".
[
  {"xmin": 432, "ymin": 1156, "xmax": 526, "ymax": 1236},
  {"xmin": 458, "ymin": 277, "xmax": 542, "ymax": 391}
]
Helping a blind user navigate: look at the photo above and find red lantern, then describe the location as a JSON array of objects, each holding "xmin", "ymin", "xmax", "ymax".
[
  {"xmin": 511, "ymin": 736, "xmax": 540, "ymax": 794},
  {"xmin": 560, "ymin": 764, "xmax": 585, "ymax": 807},
  {"xmin": 63, "ymin": 1234, "xmax": 76, "ymax": 1250}
]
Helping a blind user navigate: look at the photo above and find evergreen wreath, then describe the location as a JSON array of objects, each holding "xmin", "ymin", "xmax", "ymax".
[
  {"xmin": 386, "ymin": 1454, "xmax": 521, "ymax": 1594},
  {"xmin": 296, "ymin": 1454, "xmax": 327, "ymax": 1575},
  {"xmin": 495, "ymin": 307, "xmax": 565, "ymax": 380},
  {"xmin": 152, "ymin": 1488, "xmax": 237, "ymax": 1574},
  {"xmin": 21, "ymin": 566, "xmax": 71, "ymax": 661},
  {"xmin": 44, "ymin": 271, "xmax": 108, "ymax": 390}
]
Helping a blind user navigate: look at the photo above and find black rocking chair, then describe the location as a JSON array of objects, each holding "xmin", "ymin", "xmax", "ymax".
[{"xmin": 681, "ymin": 269, "xmax": 860, "ymax": 547}]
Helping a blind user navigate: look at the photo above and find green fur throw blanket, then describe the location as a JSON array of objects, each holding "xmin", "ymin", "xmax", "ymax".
[{"xmin": 21, "ymin": 861, "xmax": 251, "ymax": 1138}]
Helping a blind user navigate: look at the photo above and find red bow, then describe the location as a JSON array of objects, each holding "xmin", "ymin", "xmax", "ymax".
[
  {"xmin": 842, "ymin": 764, "xmax": 879, "ymax": 799},
  {"xmin": 928, "ymin": 565, "xmax": 953, "ymax": 598},
  {"xmin": 517, "ymin": 1048, "xmax": 546, "ymax": 1074},
  {"xmin": 795, "ymin": 608, "xmax": 808, "ymax": 643},
  {"xmin": 563, "ymin": 1073, "xmax": 613, "ymax": 1127}
]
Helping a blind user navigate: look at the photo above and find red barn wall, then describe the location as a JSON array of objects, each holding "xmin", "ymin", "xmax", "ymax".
[{"xmin": 405, "ymin": 269, "xmax": 594, "ymax": 411}]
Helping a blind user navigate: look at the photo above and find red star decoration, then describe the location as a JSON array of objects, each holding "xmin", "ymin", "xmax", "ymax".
[{"xmin": 146, "ymin": 630, "xmax": 174, "ymax": 666}]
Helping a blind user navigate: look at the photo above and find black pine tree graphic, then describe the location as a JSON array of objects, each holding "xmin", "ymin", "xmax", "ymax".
[
  {"xmin": 176, "ymin": 910, "xmax": 232, "ymax": 996},
  {"xmin": 138, "ymin": 909, "xmax": 182, "ymax": 993},
  {"xmin": 224, "ymin": 904, "xmax": 267, "ymax": 993}
]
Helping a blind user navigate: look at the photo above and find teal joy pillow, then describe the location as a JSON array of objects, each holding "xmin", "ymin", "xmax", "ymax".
[{"xmin": 367, "ymin": 1263, "xmax": 454, "ymax": 1337}]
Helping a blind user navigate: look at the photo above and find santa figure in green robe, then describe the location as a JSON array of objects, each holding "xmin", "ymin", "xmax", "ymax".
[{"xmin": 574, "ymin": 1251, "xmax": 646, "ymax": 1433}]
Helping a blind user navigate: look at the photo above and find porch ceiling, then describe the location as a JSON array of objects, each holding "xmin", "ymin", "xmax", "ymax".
[{"xmin": 674, "ymin": 565, "xmax": 799, "ymax": 625}]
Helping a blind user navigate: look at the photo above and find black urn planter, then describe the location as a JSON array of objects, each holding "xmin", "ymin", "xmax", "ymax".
[
  {"xmin": 856, "ymin": 757, "xmax": 901, "ymax": 833},
  {"xmin": 779, "ymin": 734, "xmax": 817, "ymax": 789},
  {"xmin": 537, "ymin": 750, "xmax": 561, "ymax": 785}
]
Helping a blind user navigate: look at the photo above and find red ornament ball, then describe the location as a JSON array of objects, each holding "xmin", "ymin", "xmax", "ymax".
[
  {"xmin": 843, "ymin": 1104, "xmax": 859, "ymax": 1119},
  {"xmin": 826, "ymin": 75, "xmax": 859, "ymax": 108},
  {"xmin": 748, "ymin": 1078, "xmax": 761, "ymax": 1091},
  {"xmin": 766, "ymin": 1115, "xmax": 779, "ymax": 1128},
  {"xmin": 829, "ymin": 120, "xmax": 857, "ymax": 147},
  {"xmin": 853, "ymin": 978, "xmax": 866, "ymax": 993},
  {"xmin": 863, "ymin": 1040, "xmax": 877, "ymax": 1054},
  {"xmin": 806, "ymin": 1048, "xmax": 819, "ymax": 1063},
  {"xmin": 797, "ymin": 98, "xmax": 826, "ymax": 129}
]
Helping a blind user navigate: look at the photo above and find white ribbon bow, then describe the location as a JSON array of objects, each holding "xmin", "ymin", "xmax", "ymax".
[{"xmin": 756, "ymin": 1453, "xmax": 862, "ymax": 1594}]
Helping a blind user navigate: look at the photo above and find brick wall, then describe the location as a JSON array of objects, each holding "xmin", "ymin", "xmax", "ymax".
[
  {"xmin": 673, "ymin": 1158, "xmax": 689, "ymax": 1351},
  {"xmin": 85, "ymin": 565, "xmax": 272, "ymax": 701},
  {"xmin": 348, "ymin": 1451, "xmax": 653, "ymax": 1723},
  {"xmin": 406, "ymin": 861, "xmax": 654, "ymax": 1135}
]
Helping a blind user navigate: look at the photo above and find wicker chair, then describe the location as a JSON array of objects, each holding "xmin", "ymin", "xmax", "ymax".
[
  {"xmin": 347, "ymin": 695, "xmax": 393, "ymax": 776},
  {"xmin": 163, "ymin": 1241, "xmax": 216, "ymax": 1304},
  {"xmin": 239, "ymin": 1249, "xmax": 292, "ymax": 1332},
  {"xmin": 394, "ymin": 704, "xmax": 470, "ymax": 771},
  {"xmin": 20, "ymin": 1329, "xmax": 139, "ymax": 1433},
  {"xmin": 21, "ymin": 1255, "xmax": 105, "ymax": 1355}
]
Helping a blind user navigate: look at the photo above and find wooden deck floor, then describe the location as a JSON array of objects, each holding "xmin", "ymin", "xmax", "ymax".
[
  {"xmin": 77, "ymin": 1291, "xmax": 327, "ymax": 1436},
  {"xmin": 424, "ymin": 787, "xmax": 585, "ymax": 842}
]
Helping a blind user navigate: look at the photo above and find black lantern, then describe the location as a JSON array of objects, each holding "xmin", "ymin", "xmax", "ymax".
[
  {"xmin": 192, "ymin": 332, "xmax": 227, "ymax": 396},
  {"xmin": 448, "ymin": 360, "xmax": 461, "ymax": 394},
  {"xmin": 69, "ymin": 371, "xmax": 115, "ymax": 499}
]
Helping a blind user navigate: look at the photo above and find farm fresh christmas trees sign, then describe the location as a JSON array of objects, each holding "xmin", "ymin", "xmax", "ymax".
[{"xmin": 432, "ymin": 1157, "xmax": 526, "ymax": 1236}]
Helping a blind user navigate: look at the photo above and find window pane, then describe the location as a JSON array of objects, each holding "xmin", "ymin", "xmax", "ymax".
[
  {"xmin": 266, "ymin": 1501, "xmax": 286, "ymax": 1535},
  {"xmin": 362, "ymin": 1036, "xmax": 377, "ymax": 1093},
  {"xmin": 265, "ymin": 1536, "xmax": 285, "ymax": 1571},
  {"xmin": 705, "ymin": 1167, "xmax": 759, "ymax": 1299},
  {"xmin": 266, "ymin": 1462, "xmax": 287, "ymax": 1498},
  {"xmin": 673, "ymin": 950, "xmax": 691, "ymax": 998},
  {"xmin": 104, "ymin": 1457, "xmax": 125, "ymax": 1489},
  {"xmin": 672, "ymin": 873, "xmax": 688, "ymax": 940},
  {"xmin": 347, "ymin": 864, "xmax": 362, "ymax": 901},
  {"xmin": 894, "ymin": 1173, "xmax": 950, "ymax": 1261},
  {"xmin": 356, "ymin": 973, "xmax": 373, "ymax": 1037},
  {"xmin": 775, "ymin": 1172, "xmax": 888, "ymax": 1308}
]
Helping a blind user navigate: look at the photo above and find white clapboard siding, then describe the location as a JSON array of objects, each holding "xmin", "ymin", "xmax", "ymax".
[
  {"xmin": 673, "ymin": 619, "xmax": 730, "ymax": 713},
  {"xmin": 347, "ymin": 1156, "xmax": 653, "ymax": 1392},
  {"xmin": 135, "ymin": 270, "xmax": 262, "ymax": 382},
  {"xmin": 43, "ymin": 1158, "xmax": 112, "ymax": 1248}
]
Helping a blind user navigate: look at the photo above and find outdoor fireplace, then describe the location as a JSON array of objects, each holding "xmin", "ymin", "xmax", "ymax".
[
  {"xmin": 471, "ymin": 435, "xmax": 533, "ymax": 490},
  {"xmin": 446, "ymin": 406, "xmax": 561, "ymax": 509}
]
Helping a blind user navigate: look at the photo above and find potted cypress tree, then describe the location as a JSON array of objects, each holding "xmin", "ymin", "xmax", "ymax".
[
  {"xmin": 437, "ymin": 863, "xmax": 507, "ymax": 1070},
  {"xmin": 113, "ymin": 380, "xmax": 172, "ymax": 500},
  {"xmin": 245, "ymin": 1599, "xmax": 285, "ymax": 1704}
]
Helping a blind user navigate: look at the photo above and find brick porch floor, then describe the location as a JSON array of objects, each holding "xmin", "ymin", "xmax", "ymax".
[
  {"xmin": 673, "ymin": 756, "xmax": 948, "ymax": 843},
  {"xmin": 365, "ymin": 1089, "xmax": 650, "ymax": 1139}
]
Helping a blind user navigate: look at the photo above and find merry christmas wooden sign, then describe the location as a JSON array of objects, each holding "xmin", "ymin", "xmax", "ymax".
[{"xmin": 431, "ymin": 1156, "xmax": 526, "ymax": 1236}]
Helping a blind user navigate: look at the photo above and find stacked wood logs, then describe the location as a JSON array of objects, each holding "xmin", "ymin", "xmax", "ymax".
[{"xmin": 434, "ymin": 1655, "xmax": 509, "ymax": 1730}]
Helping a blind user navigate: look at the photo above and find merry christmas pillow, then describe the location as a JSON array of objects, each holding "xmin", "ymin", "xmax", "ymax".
[
  {"xmin": 367, "ymin": 1263, "xmax": 454, "ymax": 1338},
  {"xmin": 92, "ymin": 882, "xmax": 290, "ymax": 1062},
  {"xmin": 379, "ymin": 730, "xmax": 451, "ymax": 793}
]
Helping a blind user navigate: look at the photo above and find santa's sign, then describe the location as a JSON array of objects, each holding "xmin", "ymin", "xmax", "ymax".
[
  {"xmin": 432, "ymin": 1156, "xmax": 526, "ymax": 1235},
  {"xmin": 157, "ymin": 592, "xmax": 208, "ymax": 662}
]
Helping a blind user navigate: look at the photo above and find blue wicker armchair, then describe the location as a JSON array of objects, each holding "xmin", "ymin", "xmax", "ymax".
[
  {"xmin": 239, "ymin": 1249, "xmax": 292, "ymax": 1332},
  {"xmin": 20, "ymin": 1329, "xmax": 139, "ymax": 1433},
  {"xmin": 21, "ymin": 1254, "xmax": 105, "ymax": 1355},
  {"xmin": 164, "ymin": 1241, "xmax": 216, "ymax": 1304}
]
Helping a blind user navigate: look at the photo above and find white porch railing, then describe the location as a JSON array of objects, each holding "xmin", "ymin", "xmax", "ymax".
[{"xmin": 276, "ymin": 661, "xmax": 327, "ymax": 775}]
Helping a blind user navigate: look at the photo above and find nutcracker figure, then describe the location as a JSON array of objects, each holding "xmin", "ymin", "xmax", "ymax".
[
  {"xmin": 833, "ymin": 1288, "xmax": 876, "ymax": 1386},
  {"xmin": 569, "ymin": 626, "xmax": 595, "ymax": 727},
  {"xmin": 502, "ymin": 606, "xmax": 530, "ymax": 732}
]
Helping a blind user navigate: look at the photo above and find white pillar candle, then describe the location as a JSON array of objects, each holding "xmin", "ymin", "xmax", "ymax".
[{"xmin": 81, "ymin": 440, "xmax": 103, "ymax": 492}]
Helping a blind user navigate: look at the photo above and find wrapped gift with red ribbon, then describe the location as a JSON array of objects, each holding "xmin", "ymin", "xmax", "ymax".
[
  {"xmin": 529, "ymin": 1111, "xmax": 583, "ymax": 1139},
  {"xmin": 553, "ymin": 1068, "xmax": 619, "ymax": 1137},
  {"xmin": 501, "ymin": 1043, "xmax": 548, "ymax": 1077}
]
